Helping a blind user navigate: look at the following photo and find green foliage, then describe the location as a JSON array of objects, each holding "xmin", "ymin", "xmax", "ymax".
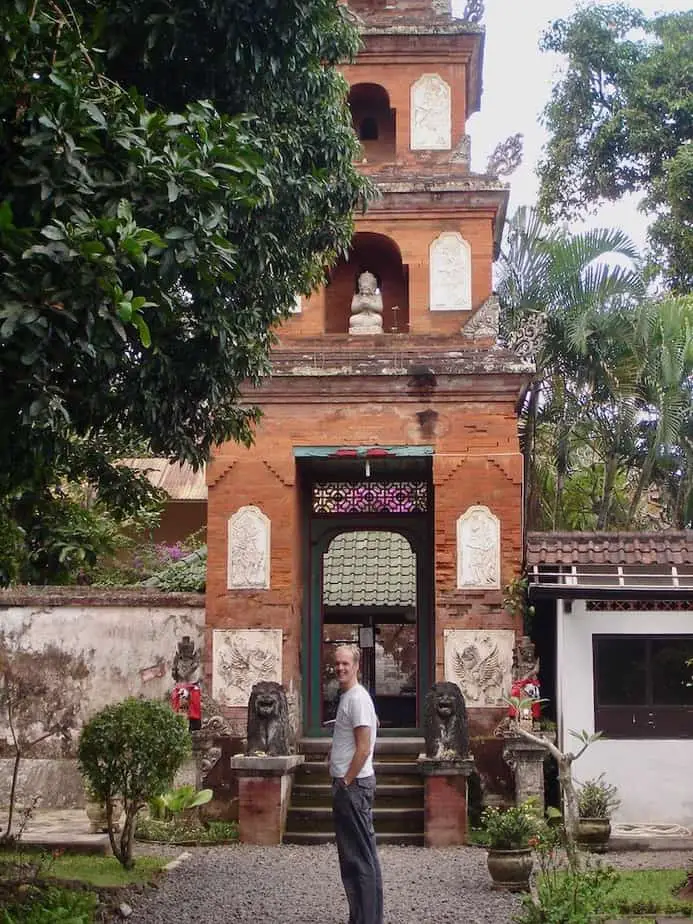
[
  {"xmin": 499, "ymin": 207, "xmax": 693, "ymax": 530},
  {"xmin": 576, "ymin": 775, "xmax": 620, "ymax": 819},
  {"xmin": 0, "ymin": 0, "xmax": 372, "ymax": 582},
  {"xmin": 1, "ymin": 887, "xmax": 96, "ymax": 924},
  {"xmin": 537, "ymin": 5, "xmax": 693, "ymax": 290},
  {"xmin": 149, "ymin": 785, "xmax": 213, "ymax": 820},
  {"xmin": 149, "ymin": 549, "xmax": 207, "ymax": 593},
  {"xmin": 609, "ymin": 868, "xmax": 693, "ymax": 917},
  {"xmin": 78, "ymin": 698, "xmax": 190, "ymax": 868},
  {"xmin": 482, "ymin": 801, "xmax": 543, "ymax": 850},
  {"xmin": 0, "ymin": 851, "xmax": 165, "ymax": 888},
  {"xmin": 135, "ymin": 817, "xmax": 238, "ymax": 845}
]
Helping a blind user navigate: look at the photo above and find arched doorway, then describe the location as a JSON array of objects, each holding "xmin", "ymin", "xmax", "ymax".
[
  {"xmin": 322, "ymin": 530, "xmax": 418, "ymax": 727},
  {"xmin": 325, "ymin": 232, "xmax": 409, "ymax": 334},
  {"xmin": 348, "ymin": 82, "xmax": 396, "ymax": 163},
  {"xmin": 301, "ymin": 454, "xmax": 433, "ymax": 734}
]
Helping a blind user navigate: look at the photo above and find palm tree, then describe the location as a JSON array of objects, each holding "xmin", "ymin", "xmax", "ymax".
[{"xmin": 497, "ymin": 206, "xmax": 646, "ymax": 531}]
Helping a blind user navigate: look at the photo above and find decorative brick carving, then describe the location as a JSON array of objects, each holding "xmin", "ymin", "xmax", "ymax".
[
  {"xmin": 444, "ymin": 629, "xmax": 514, "ymax": 706},
  {"xmin": 212, "ymin": 628, "xmax": 282, "ymax": 707},
  {"xmin": 227, "ymin": 505, "xmax": 270, "ymax": 589},
  {"xmin": 457, "ymin": 504, "xmax": 500, "ymax": 588},
  {"xmin": 411, "ymin": 74, "xmax": 451, "ymax": 151}
]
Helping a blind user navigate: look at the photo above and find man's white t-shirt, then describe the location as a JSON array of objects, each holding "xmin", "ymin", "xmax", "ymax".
[{"xmin": 329, "ymin": 683, "xmax": 378, "ymax": 779}]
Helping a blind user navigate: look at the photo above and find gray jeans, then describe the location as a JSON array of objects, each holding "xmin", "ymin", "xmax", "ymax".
[{"xmin": 332, "ymin": 777, "xmax": 384, "ymax": 924}]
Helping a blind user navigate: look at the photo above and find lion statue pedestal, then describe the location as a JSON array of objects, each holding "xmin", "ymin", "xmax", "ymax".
[
  {"xmin": 230, "ymin": 681, "xmax": 303, "ymax": 845},
  {"xmin": 418, "ymin": 681, "xmax": 476, "ymax": 847}
]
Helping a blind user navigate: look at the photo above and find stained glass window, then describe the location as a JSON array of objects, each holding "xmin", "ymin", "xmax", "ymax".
[{"xmin": 312, "ymin": 481, "xmax": 428, "ymax": 514}]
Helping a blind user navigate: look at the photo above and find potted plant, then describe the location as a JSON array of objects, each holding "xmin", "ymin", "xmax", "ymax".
[
  {"xmin": 482, "ymin": 801, "xmax": 541, "ymax": 891},
  {"xmin": 576, "ymin": 774, "xmax": 619, "ymax": 853}
]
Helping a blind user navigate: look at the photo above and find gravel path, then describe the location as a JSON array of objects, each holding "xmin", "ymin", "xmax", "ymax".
[{"xmin": 128, "ymin": 843, "xmax": 523, "ymax": 924}]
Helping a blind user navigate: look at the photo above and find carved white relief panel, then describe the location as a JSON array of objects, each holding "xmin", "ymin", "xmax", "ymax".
[
  {"xmin": 410, "ymin": 74, "xmax": 451, "ymax": 151},
  {"xmin": 227, "ymin": 505, "xmax": 270, "ymax": 589},
  {"xmin": 429, "ymin": 232, "xmax": 472, "ymax": 311},
  {"xmin": 290, "ymin": 294, "xmax": 302, "ymax": 314},
  {"xmin": 212, "ymin": 628, "xmax": 283, "ymax": 707},
  {"xmin": 456, "ymin": 504, "xmax": 500, "ymax": 588},
  {"xmin": 444, "ymin": 629, "xmax": 514, "ymax": 706}
]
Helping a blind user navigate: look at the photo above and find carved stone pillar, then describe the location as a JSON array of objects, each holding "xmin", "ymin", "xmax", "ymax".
[
  {"xmin": 502, "ymin": 734, "xmax": 550, "ymax": 813},
  {"xmin": 230, "ymin": 754, "xmax": 304, "ymax": 845},
  {"xmin": 417, "ymin": 756, "xmax": 476, "ymax": 847}
]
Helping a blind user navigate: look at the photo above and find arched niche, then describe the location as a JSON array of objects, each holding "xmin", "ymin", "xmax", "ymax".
[
  {"xmin": 348, "ymin": 83, "xmax": 396, "ymax": 164},
  {"xmin": 429, "ymin": 231, "xmax": 472, "ymax": 311},
  {"xmin": 411, "ymin": 74, "xmax": 451, "ymax": 151},
  {"xmin": 325, "ymin": 232, "xmax": 409, "ymax": 334}
]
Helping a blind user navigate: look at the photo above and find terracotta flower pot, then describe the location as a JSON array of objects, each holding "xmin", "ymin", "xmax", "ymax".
[
  {"xmin": 577, "ymin": 817, "xmax": 611, "ymax": 853},
  {"xmin": 486, "ymin": 847, "xmax": 533, "ymax": 891},
  {"xmin": 85, "ymin": 799, "xmax": 123, "ymax": 834}
]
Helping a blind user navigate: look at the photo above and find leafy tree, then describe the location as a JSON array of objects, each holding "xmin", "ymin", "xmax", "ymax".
[
  {"xmin": 499, "ymin": 208, "xmax": 693, "ymax": 530},
  {"xmin": 497, "ymin": 206, "xmax": 646, "ymax": 530},
  {"xmin": 537, "ymin": 5, "xmax": 693, "ymax": 290},
  {"xmin": 1, "ymin": 0, "xmax": 371, "ymax": 582},
  {"xmin": 78, "ymin": 698, "xmax": 191, "ymax": 868}
]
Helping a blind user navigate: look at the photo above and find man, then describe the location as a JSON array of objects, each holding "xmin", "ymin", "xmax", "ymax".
[{"xmin": 329, "ymin": 644, "xmax": 383, "ymax": 924}]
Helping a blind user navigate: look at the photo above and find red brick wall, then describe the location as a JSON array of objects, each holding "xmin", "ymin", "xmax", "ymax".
[{"xmin": 206, "ymin": 392, "xmax": 523, "ymax": 732}]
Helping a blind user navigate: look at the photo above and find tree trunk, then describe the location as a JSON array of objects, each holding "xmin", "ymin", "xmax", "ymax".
[{"xmin": 1, "ymin": 748, "xmax": 22, "ymax": 843}]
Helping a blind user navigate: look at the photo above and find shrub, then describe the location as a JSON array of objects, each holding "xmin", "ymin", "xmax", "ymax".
[
  {"xmin": 78, "ymin": 698, "xmax": 190, "ymax": 868},
  {"xmin": 576, "ymin": 775, "xmax": 620, "ymax": 818},
  {"xmin": 482, "ymin": 801, "xmax": 542, "ymax": 850}
]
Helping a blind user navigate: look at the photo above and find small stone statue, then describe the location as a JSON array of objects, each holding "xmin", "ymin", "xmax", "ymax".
[
  {"xmin": 349, "ymin": 271, "xmax": 384, "ymax": 335},
  {"xmin": 172, "ymin": 635, "xmax": 201, "ymax": 683},
  {"xmin": 508, "ymin": 636, "xmax": 541, "ymax": 727},
  {"xmin": 246, "ymin": 681, "xmax": 294, "ymax": 756},
  {"xmin": 423, "ymin": 681, "xmax": 470, "ymax": 760}
]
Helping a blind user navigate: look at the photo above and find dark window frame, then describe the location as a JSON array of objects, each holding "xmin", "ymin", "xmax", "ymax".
[{"xmin": 593, "ymin": 634, "xmax": 693, "ymax": 739}]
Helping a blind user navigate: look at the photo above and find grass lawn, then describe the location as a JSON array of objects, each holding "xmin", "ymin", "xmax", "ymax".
[
  {"xmin": 609, "ymin": 868, "xmax": 693, "ymax": 918},
  {"xmin": 0, "ymin": 850, "xmax": 168, "ymax": 886}
]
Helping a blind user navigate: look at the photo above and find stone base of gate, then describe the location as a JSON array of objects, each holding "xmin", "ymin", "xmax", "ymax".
[
  {"xmin": 418, "ymin": 756, "xmax": 476, "ymax": 847},
  {"xmin": 230, "ymin": 754, "xmax": 304, "ymax": 845}
]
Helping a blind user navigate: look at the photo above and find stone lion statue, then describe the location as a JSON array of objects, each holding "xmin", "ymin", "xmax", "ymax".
[
  {"xmin": 424, "ymin": 681, "xmax": 469, "ymax": 760},
  {"xmin": 246, "ymin": 681, "xmax": 294, "ymax": 756}
]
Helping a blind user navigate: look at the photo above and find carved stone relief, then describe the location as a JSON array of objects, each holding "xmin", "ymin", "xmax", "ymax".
[
  {"xmin": 411, "ymin": 74, "xmax": 451, "ymax": 151},
  {"xmin": 290, "ymin": 294, "xmax": 302, "ymax": 314},
  {"xmin": 462, "ymin": 295, "xmax": 499, "ymax": 341},
  {"xmin": 227, "ymin": 505, "xmax": 270, "ymax": 589},
  {"xmin": 462, "ymin": 0, "xmax": 484, "ymax": 23},
  {"xmin": 486, "ymin": 133, "xmax": 524, "ymax": 177},
  {"xmin": 429, "ymin": 232, "xmax": 471, "ymax": 311},
  {"xmin": 444, "ymin": 629, "xmax": 514, "ymax": 706},
  {"xmin": 506, "ymin": 312, "xmax": 547, "ymax": 364},
  {"xmin": 212, "ymin": 628, "xmax": 282, "ymax": 707},
  {"xmin": 457, "ymin": 504, "xmax": 501, "ymax": 588}
]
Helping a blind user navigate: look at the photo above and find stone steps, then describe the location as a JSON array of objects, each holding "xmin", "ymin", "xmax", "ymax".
[{"xmin": 285, "ymin": 738, "xmax": 425, "ymax": 845}]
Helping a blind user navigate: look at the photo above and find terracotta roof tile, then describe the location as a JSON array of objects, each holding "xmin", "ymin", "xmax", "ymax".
[{"xmin": 526, "ymin": 531, "xmax": 693, "ymax": 566}]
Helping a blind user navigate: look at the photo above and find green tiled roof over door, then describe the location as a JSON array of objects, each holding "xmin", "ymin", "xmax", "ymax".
[{"xmin": 323, "ymin": 531, "xmax": 416, "ymax": 607}]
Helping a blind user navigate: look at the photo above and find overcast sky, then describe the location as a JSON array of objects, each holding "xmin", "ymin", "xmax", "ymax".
[{"xmin": 453, "ymin": 0, "xmax": 691, "ymax": 251}]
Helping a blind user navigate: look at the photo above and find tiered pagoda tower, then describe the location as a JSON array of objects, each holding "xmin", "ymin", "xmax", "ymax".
[{"xmin": 205, "ymin": 0, "xmax": 531, "ymax": 744}]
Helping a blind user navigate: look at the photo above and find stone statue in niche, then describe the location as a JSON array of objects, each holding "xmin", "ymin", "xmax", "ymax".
[
  {"xmin": 246, "ymin": 681, "xmax": 294, "ymax": 756},
  {"xmin": 349, "ymin": 271, "xmax": 384, "ymax": 335},
  {"xmin": 423, "ymin": 681, "xmax": 469, "ymax": 759},
  {"xmin": 172, "ymin": 635, "xmax": 201, "ymax": 683},
  {"xmin": 508, "ymin": 636, "xmax": 541, "ymax": 727}
]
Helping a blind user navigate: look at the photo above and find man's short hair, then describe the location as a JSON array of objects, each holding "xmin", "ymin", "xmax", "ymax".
[{"xmin": 335, "ymin": 643, "xmax": 360, "ymax": 667}]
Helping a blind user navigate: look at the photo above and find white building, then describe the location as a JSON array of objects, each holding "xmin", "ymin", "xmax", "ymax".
[{"xmin": 527, "ymin": 532, "xmax": 693, "ymax": 829}]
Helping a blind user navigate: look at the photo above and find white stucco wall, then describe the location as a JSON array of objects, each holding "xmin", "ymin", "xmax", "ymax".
[
  {"xmin": 0, "ymin": 591, "xmax": 204, "ymax": 743},
  {"xmin": 557, "ymin": 599, "xmax": 693, "ymax": 826}
]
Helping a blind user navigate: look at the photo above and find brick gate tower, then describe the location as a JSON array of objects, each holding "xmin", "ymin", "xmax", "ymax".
[{"xmin": 205, "ymin": 0, "xmax": 531, "ymax": 755}]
